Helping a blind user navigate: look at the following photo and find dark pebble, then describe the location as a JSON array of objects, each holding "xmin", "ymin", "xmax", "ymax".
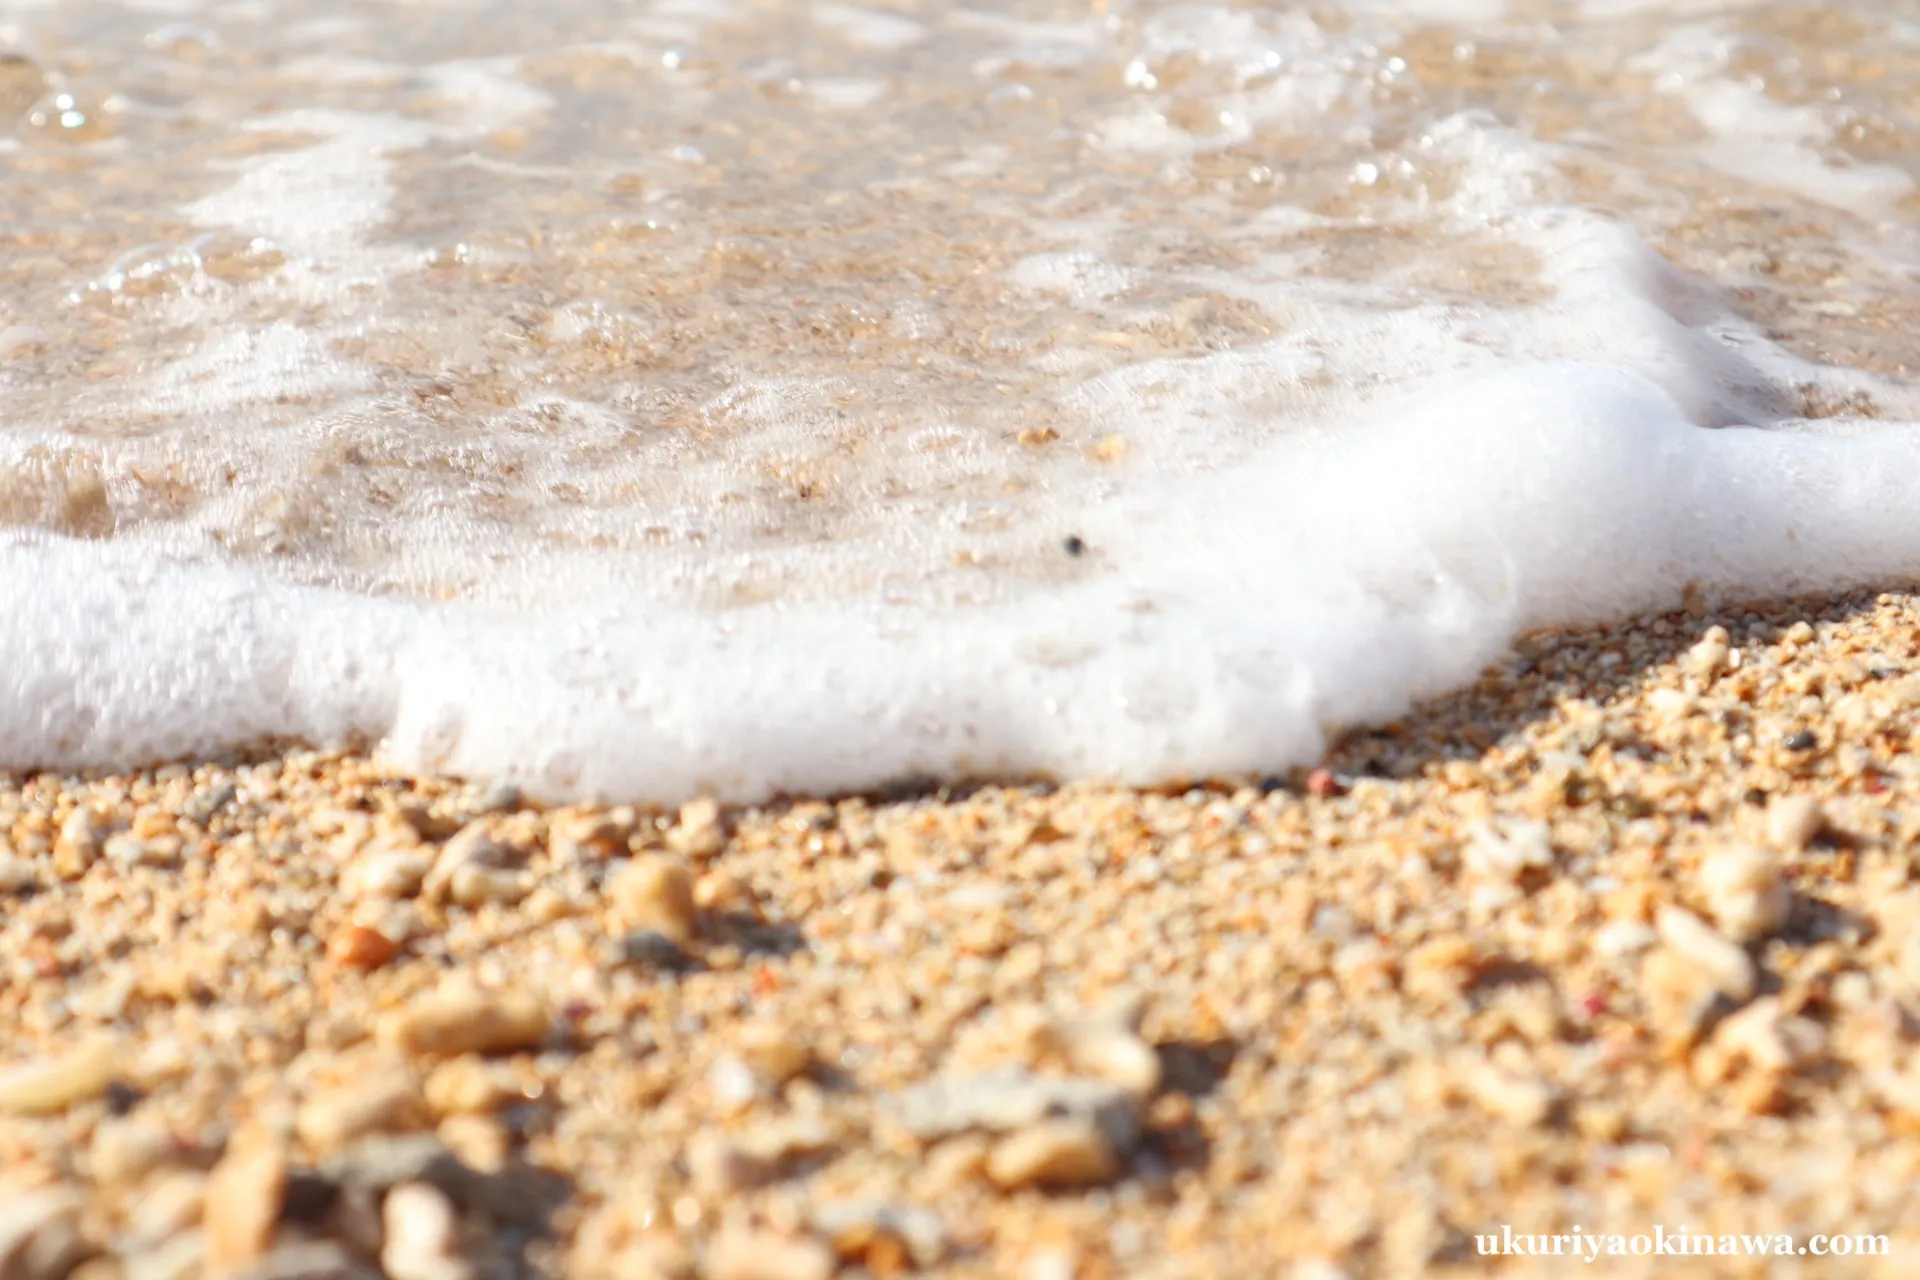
[
  {"xmin": 621, "ymin": 930, "xmax": 693, "ymax": 972},
  {"xmin": 184, "ymin": 782, "xmax": 238, "ymax": 826}
]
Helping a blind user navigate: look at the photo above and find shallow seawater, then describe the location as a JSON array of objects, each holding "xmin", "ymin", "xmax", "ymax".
[{"xmin": 4, "ymin": 0, "xmax": 1920, "ymax": 798}]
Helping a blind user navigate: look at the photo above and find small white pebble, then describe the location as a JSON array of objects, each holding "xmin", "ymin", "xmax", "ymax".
[
  {"xmin": 123, "ymin": 1171, "xmax": 210, "ymax": 1251},
  {"xmin": 668, "ymin": 797, "xmax": 726, "ymax": 858},
  {"xmin": 424, "ymin": 824, "xmax": 515, "ymax": 903},
  {"xmin": 1700, "ymin": 846, "xmax": 1791, "ymax": 942},
  {"xmin": 1657, "ymin": 905, "xmax": 1757, "ymax": 999},
  {"xmin": 1025, "ymin": 1248, "xmax": 1080, "ymax": 1280},
  {"xmin": 1457, "ymin": 1057, "xmax": 1554, "ymax": 1127},
  {"xmin": 446, "ymin": 863, "xmax": 530, "ymax": 908},
  {"xmin": 986, "ymin": 1119, "xmax": 1117, "ymax": 1189},
  {"xmin": 1765, "ymin": 795, "xmax": 1824, "ymax": 853},
  {"xmin": 1291, "ymin": 1261, "xmax": 1351, "ymax": 1280},
  {"xmin": 1885, "ymin": 674, "xmax": 1920, "ymax": 712},
  {"xmin": 1463, "ymin": 819, "xmax": 1553, "ymax": 883},
  {"xmin": 0, "ymin": 856, "xmax": 36, "ymax": 894},
  {"xmin": 89, "ymin": 1117, "xmax": 177, "ymax": 1187},
  {"xmin": 295, "ymin": 1071, "xmax": 424, "ymax": 1152},
  {"xmin": 1593, "ymin": 919, "xmax": 1658, "ymax": 959},
  {"xmin": 423, "ymin": 1057, "xmax": 517, "ymax": 1117},
  {"xmin": 0, "ymin": 1034, "xmax": 122, "ymax": 1115},
  {"xmin": 706, "ymin": 1227, "xmax": 835, "ymax": 1280},
  {"xmin": 345, "ymin": 850, "xmax": 431, "ymax": 901},
  {"xmin": 1684, "ymin": 627, "xmax": 1731, "ymax": 679},
  {"xmin": 1023, "ymin": 992, "xmax": 1161, "ymax": 1096},
  {"xmin": 379, "ymin": 987, "xmax": 549, "ymax": 1059},
  {"xmin": 1713, "ymin": 996, "xmax": 1821, "ymax": 1074},
  {"xmin": 735, "ymin": 1024, "xmax": 815, "ymax": 1088},
  {"xmin": 1831, "ymin": 970, "xmax": 1874, "ymax": 1009},
  {"xmin": 381, "ymin": 1182, "xmax": 469, "ymax": 1280},
  {"xmin": 1646, "ymin": 687, "xmax": 1696, "ymax": 720},
  {"xmin": 608, "ymin": 854, "xmax": 698, "ymax": 943},
  {"xmin": 708, "ymin": 1054, "xmax": 762, "ymax": 1111},
  {"xmin": 546, "ymin": 812, "xmax": 629, "ymax": 865},
  {"xmin": 53, "ymin": 808, "xmax": 108, "ymax": 879}
]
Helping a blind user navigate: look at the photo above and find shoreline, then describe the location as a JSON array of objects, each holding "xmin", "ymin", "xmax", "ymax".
[{"xmin": 1, "ymin": 588, "xmax": 1918, "ymax": 1276}]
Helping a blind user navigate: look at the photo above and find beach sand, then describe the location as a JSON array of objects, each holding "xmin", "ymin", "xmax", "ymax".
[
  {"xmin": 6, "ymin": 1, "xmax": 1920, "ymax": 1275},
  {"xmin": 2, "ymin": 590, "xmax": 1919, "ymax": 1278}
]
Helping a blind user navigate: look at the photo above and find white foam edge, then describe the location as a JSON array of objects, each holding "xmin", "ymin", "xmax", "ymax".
[{"xmin": 5, "ymin": 359, "xmax": 1918, "ymax": 802}]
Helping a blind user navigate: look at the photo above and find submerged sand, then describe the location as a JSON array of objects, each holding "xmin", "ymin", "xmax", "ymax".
[{"xmin": 1, "ymin": 590, "xmax": 1918, "ymax": 1278}]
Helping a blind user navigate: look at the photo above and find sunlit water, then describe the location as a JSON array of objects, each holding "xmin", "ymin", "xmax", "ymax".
[{"xmin": 4, "ymin": 0, "xmax": 1920, "ymax": 798}]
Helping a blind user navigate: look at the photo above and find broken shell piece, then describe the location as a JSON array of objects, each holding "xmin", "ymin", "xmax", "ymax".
[{"xmin": 1464, "ymin": 819, "xmax": 1554, "ymax": 884}]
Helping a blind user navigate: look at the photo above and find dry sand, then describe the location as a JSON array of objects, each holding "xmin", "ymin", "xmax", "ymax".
[{"xmin": 3, "ymin": 590, "xmax": 1920, "ymax": 1279}]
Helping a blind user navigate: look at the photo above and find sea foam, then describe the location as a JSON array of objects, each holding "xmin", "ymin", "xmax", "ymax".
[{"xmin": 8, "ymin": 350, "xmax": 1919, "ymax": 801}]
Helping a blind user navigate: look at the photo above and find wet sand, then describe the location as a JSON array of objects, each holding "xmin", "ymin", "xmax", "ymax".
[{"xmin": 3, "ymin": 589, "xmax": 1919, "ymax": 1279}]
